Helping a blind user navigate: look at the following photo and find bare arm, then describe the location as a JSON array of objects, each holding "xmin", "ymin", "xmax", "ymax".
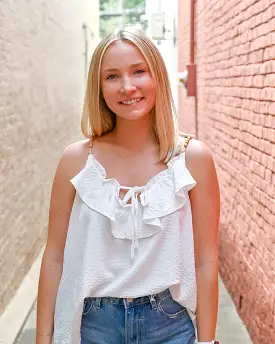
[
  {"xmin": 186, "ymin": 140, "xmax": 220, "ymax": 342},
  {"xmin": 36, "ymin": 141, "xmax": 88, "ymax": 344}
]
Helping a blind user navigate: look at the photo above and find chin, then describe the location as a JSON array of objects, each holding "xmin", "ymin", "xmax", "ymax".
[
  {"xmin": 115, "ymin": 107, "xmax": 153, "ymax": 121},
  {"xmin": 122, "ymin": 112, "xmax": 150, "ymax": 121}
]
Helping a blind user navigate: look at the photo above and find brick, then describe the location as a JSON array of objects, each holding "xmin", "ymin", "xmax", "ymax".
[
  {"xmin": 253, "ymin": 75, "xmax": 264, "ymax": 87},
  {"xmin": 269, "ymin": 103, "xmax": 275, "ymax": 115},
  {"xmin": 252, "ymin": 124, "xmax": 263, "ymax": 138},
  {"xmin": 267, "ymin": 129, "xmax": 275, "ymax": 143},
  {"xmin": 263, "ymin": 74, "xmax": 275, "ymax": 87},
  {"xmin": 178, "ymin": 1, "xmax": 275, "ymax": 342},
  {"xmin": 0, "ymin": 0, "xmax": 99, "ymax": 313},
  {"xmin": 265, "ymin": 168, "xmax": 272, "ymax": 184},
  {"xmin": 265, "ymin": 88, "xmax": 275, "ymax": 101},
  {"xmin": 265, "ymin": 115, "xmax": 273, "ymax": 127},
  {"xmin": 250, "ymin": 35, "xmax": 266, "ymax": 52},
  {"xmin": 263, "ymin": 45, "xmax": 275, "ymax": 60},
  {"xmin": 267, "ymin": 156, "xmax": 274, "ymax": 171}
]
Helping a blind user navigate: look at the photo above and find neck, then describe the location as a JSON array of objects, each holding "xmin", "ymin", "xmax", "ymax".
[{"xmin": 112, "ymin": 115, "xmax": 156, "ymax": 150}]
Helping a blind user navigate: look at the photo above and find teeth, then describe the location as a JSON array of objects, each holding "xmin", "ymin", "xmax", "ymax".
[{"xmin": 122, "ymin": 98, "xmax": 142, "ymax": 105}]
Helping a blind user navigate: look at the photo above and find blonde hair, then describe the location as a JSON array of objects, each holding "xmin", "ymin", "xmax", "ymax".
[{"xmin": 81, "ymin": 26, "xmax": 192, "ymax": 162}]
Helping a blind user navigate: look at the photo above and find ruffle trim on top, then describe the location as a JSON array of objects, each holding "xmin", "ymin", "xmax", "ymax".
[{"xmin": 70, "ymin": 153, "xmax": 197, "ymax": 258}]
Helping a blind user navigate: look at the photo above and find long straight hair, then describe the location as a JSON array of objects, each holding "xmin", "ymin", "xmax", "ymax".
[{"xmin": 81, "ymin": 26, "xmax": 192, "ymax": 162}]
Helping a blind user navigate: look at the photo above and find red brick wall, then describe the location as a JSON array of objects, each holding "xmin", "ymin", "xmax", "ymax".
[{"xmin": 178, "ymin": 1, "xmax": 275, "ymax": 343}]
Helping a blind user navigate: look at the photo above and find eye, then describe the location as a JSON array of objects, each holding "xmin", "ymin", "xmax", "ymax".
[
  {"xmin": 135, "ymin": 69, "xmax": 145, "ymax": 75},
  {"xmin": 106, "ymin": 74, "xmax": 117, "ymax": 80}
]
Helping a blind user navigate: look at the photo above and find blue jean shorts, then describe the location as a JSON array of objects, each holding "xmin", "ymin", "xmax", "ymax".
[{"xmin": 80, "ymin": 288, "xmax": 195, "ymax": 344}]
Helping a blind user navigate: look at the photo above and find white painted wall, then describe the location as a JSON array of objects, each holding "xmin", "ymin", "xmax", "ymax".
[{"xmin": 145, "ymin": 0, "xmax": 179, "ymax": 111}]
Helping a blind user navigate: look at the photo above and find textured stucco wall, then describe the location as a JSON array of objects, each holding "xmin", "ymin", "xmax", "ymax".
[
  {"xmin": 0, "ymin": 1, "xmax": 99, "ymax": 313},
  {"xmin": 178, "ymin": 0, "xmax": 275, "ymax": 343}
]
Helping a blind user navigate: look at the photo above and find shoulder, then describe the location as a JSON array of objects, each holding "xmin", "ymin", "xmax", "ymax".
[
  {"xmin": 62, "ymin": 138, "xmax": 90, "ymax": 158},
  {"xmin": 184, "ymin": 138, "xmax": 218, "ymax": 185},
  {"xmin": 57, "ymin": 139, "xmax": 90, "ymax": 180}
]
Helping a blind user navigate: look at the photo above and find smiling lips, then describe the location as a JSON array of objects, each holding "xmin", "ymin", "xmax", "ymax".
[{"xmin": 120, "ymin": 97, "xmax": 144, "ymax": 105}]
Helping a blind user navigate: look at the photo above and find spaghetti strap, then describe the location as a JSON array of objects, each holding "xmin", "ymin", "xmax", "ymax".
[
  {"xmin": 182, "ymin": 135, "xmax": 193, "ymax": 151},
  {"xmin": 89, "ymin": 137, "xmax": 94, "ymax": 154}
]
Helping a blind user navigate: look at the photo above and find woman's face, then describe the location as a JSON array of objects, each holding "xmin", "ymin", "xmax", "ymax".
[{"xmin": 100, "ymin": 40, "xmax": 156, "ymax": 121}]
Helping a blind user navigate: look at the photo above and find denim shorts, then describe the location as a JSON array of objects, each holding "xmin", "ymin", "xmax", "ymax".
[{"xmin": 80, "ymin": 288, "xmax": 195, "ymax": 344}]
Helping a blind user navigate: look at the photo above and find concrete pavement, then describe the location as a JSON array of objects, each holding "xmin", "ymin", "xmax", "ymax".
[
  {"xmin": 216, "ymin": 277, "xmax": 253, "ymax": 343},
  {"xmin": 14, "ymin": 276, "xmax": 252, "ymax": 344}
]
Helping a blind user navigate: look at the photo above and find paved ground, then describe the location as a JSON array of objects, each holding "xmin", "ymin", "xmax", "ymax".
[
  {"xmin": 15, "ymin": 276, "xmax": 252, "ymax": 344},
  {"xmin": 216, "ymin": 277, "xmax": 253, "ymax": 343}
]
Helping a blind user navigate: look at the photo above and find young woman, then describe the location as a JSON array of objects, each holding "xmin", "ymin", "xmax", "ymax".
[{"xmin": 36, "ymin": 27, "xmax": 220, "ymax": 344}]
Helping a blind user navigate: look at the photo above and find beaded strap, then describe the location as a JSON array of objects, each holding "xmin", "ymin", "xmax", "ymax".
[
  {"xmin": 89, "ymin": 136, "xmax": 94, "ymax": 154},
  {"xmin": 183, "ymin": 135, "xmax": 192, "ymax": 151}
]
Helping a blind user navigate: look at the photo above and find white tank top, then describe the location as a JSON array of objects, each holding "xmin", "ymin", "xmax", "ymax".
[{"xmin": 53, "ymin": 137, "xmax": 197, "ymax": 344}]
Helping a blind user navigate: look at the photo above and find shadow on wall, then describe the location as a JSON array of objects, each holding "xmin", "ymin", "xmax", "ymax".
[{"xmin": 15, "ymin": 328, "xmax": 36, "ymax": 344}]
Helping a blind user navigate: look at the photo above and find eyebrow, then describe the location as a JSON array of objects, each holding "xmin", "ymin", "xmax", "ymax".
[{"xmin": 103, "ymin": 62, "xmax": 147, "ymax": 73}]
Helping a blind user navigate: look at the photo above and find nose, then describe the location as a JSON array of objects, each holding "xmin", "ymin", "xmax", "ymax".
[{"xmin": 120, "ymin": 76, "xmax": 137, "ymax": 94}]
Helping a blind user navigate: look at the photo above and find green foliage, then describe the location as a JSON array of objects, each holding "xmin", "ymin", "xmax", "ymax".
[
  {"xmin": 123, "ymin": 0, "xmax": 144, "ymax": 8},
  {"xmin": 100, "ymin": 0, "xmax": 145, "ymax": 10},
  {"xmin": 100, "ymin": 0, "xmax": 117, "ymax": 11},
  {"xmin": 100, "ymin": 17, "xmax": 119, "ymax": 38},
  {"xmin": 100, "ymin": 0, "xmax": 145, "ymax": 38}
]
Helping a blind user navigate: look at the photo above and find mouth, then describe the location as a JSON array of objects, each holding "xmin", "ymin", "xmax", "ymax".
[{"xmin": 119, "ymin": 97, "xmax": 144, "ymax": 106}]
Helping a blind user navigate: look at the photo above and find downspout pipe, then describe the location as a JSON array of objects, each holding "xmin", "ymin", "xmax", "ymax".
[{"xmin": 187, "ymin": 0, "xmax": 198, "ymax": 138}]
